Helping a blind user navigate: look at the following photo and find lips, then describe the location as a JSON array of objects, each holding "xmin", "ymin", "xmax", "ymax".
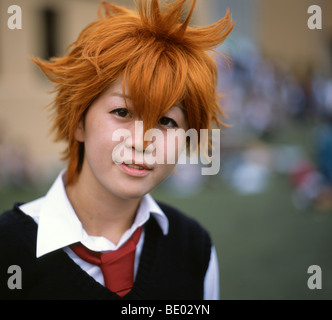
[
  {"xmin": 124, "ymin": 162, "xmax": 152, "ymax": 170},
  {"xmin": 124, "ymin": 163, "xmax": 148, "ymax": 170},
  {"xmin": 125, "ymin": 164, "xmax": 147, "ymax": 170},
  {"xmin": 118, "ymin": 161, "xmax": 152, "ymax": 177}
]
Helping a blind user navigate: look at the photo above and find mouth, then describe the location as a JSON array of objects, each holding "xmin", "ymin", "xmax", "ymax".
[
  {"xmin": 118, "ymin": 162, "xmax": 152, "ymax": 177},
  {"xmin": 125, "ymin": 163, "xmax": 150, "ymax": 170}
]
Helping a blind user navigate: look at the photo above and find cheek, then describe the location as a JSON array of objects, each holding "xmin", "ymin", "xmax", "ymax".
[
  {"xmin": 144, "ymin": 130, "xmax": 186, "ymax": 165},
  {"xmin": 83, "ymin": 121, "xmax": 117, "ymax": 164},
  {"xmin": 163, "ymin": 130, "xmax": 187, "ymax": 164},
  {"xmin": 153, "ymin": 163, "xmax": 177, "ymax": 185}
]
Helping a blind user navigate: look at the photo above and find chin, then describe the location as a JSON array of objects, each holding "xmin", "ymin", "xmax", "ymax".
[
  {"xmin": 118, "ymin": 191, "xmax": 148, "ymax": 200},
  {"xmin": 112, "ymin": 184, "xmax": 151, "ymax": 200}
]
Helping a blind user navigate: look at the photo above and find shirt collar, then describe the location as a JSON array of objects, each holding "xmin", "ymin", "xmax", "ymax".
[{"xmin": 25, "ymin": 170, "xmax": 168, "ymax": 257}]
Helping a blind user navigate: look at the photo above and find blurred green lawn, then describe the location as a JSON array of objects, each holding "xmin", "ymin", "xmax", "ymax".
[
  {"xmin": 0, "ymin": 121, "xmax": 331, "ymax": 300},
  {"xmin": 153, "ymin": 175, "xmax": 332, "ymax": 300}
]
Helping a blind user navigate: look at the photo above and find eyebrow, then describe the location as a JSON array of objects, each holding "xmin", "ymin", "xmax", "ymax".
[{"xmin": 110, "ymin": 92, "xmax": 132, "ymax": 100}]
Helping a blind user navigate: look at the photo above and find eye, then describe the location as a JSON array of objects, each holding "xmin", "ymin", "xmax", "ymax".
[
  {"xmin": 110, "ymin": 108, "xmax": 130, "ymax": 118},
  {"xmin": 158, "ymin": 116, "xmax": 178, "ymax": 128}
]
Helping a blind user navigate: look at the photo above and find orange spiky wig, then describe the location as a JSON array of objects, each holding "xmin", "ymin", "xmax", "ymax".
[{"xmin": 33, "ymin": 0, "xmax": 234, "ymax": 184}]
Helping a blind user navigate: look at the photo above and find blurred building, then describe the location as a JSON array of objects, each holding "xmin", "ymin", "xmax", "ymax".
[{"xmin": 0, "ymin": 0, "xmax": 331, "ymax": 183}]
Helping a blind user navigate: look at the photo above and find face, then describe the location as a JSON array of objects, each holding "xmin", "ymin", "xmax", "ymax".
[{"xmin": 74, "ymin": 76, "xmax": 188, "ymax": 200}]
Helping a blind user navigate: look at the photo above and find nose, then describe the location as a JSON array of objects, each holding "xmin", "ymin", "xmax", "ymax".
[{"xmin": 125, "ymin": 120, "xmax": 154, "ymax": 153}]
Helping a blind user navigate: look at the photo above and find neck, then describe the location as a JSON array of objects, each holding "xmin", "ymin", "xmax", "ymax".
[{"xmin": 65, "ymin": 168, "xmax": 141, "ymax": 245}]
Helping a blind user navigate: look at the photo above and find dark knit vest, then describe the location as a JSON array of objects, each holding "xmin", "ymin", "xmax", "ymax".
[{"xmin": 0, "ymin": 202, "xmax": 211, "ymax": 300}]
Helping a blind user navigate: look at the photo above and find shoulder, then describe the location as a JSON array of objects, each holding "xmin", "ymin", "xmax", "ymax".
[
  {"xmin": 156, "ymin": 200, "xmax": 212, "ymax": 249},
  {"xmin": 0, "ymin": 204, "xmax": 34, "ymax": 230},
  {"xmin": 0, "ymin": 205, "xmax": 37, "ymax": 255},
  {"xmin": 0, "ymin": 205, "xmax": 22, "ymax": 235},
  {"xmin": 157, "ymin": 201, "xmax": 210, "ymax": 233}
]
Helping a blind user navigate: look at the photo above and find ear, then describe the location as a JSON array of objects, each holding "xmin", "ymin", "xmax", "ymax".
[{"xmin": 74, "ymin": 120, "xmax": 85, "ymax": 142}]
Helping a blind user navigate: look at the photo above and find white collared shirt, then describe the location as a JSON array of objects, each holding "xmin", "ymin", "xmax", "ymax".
[{"xmin": 19, "ymin": 170, "xmax": 219, "ymax": 299}]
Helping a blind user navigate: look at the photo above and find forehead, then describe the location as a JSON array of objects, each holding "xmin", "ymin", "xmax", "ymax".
[{"xmin": 102, "ymin": 76, "xmax": 128, "ymax": 99}]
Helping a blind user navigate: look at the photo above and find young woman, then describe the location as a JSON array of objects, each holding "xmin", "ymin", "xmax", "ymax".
[{"xmin": 0, "ymin": 0, "xmax": 233, "ymax": 299}]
